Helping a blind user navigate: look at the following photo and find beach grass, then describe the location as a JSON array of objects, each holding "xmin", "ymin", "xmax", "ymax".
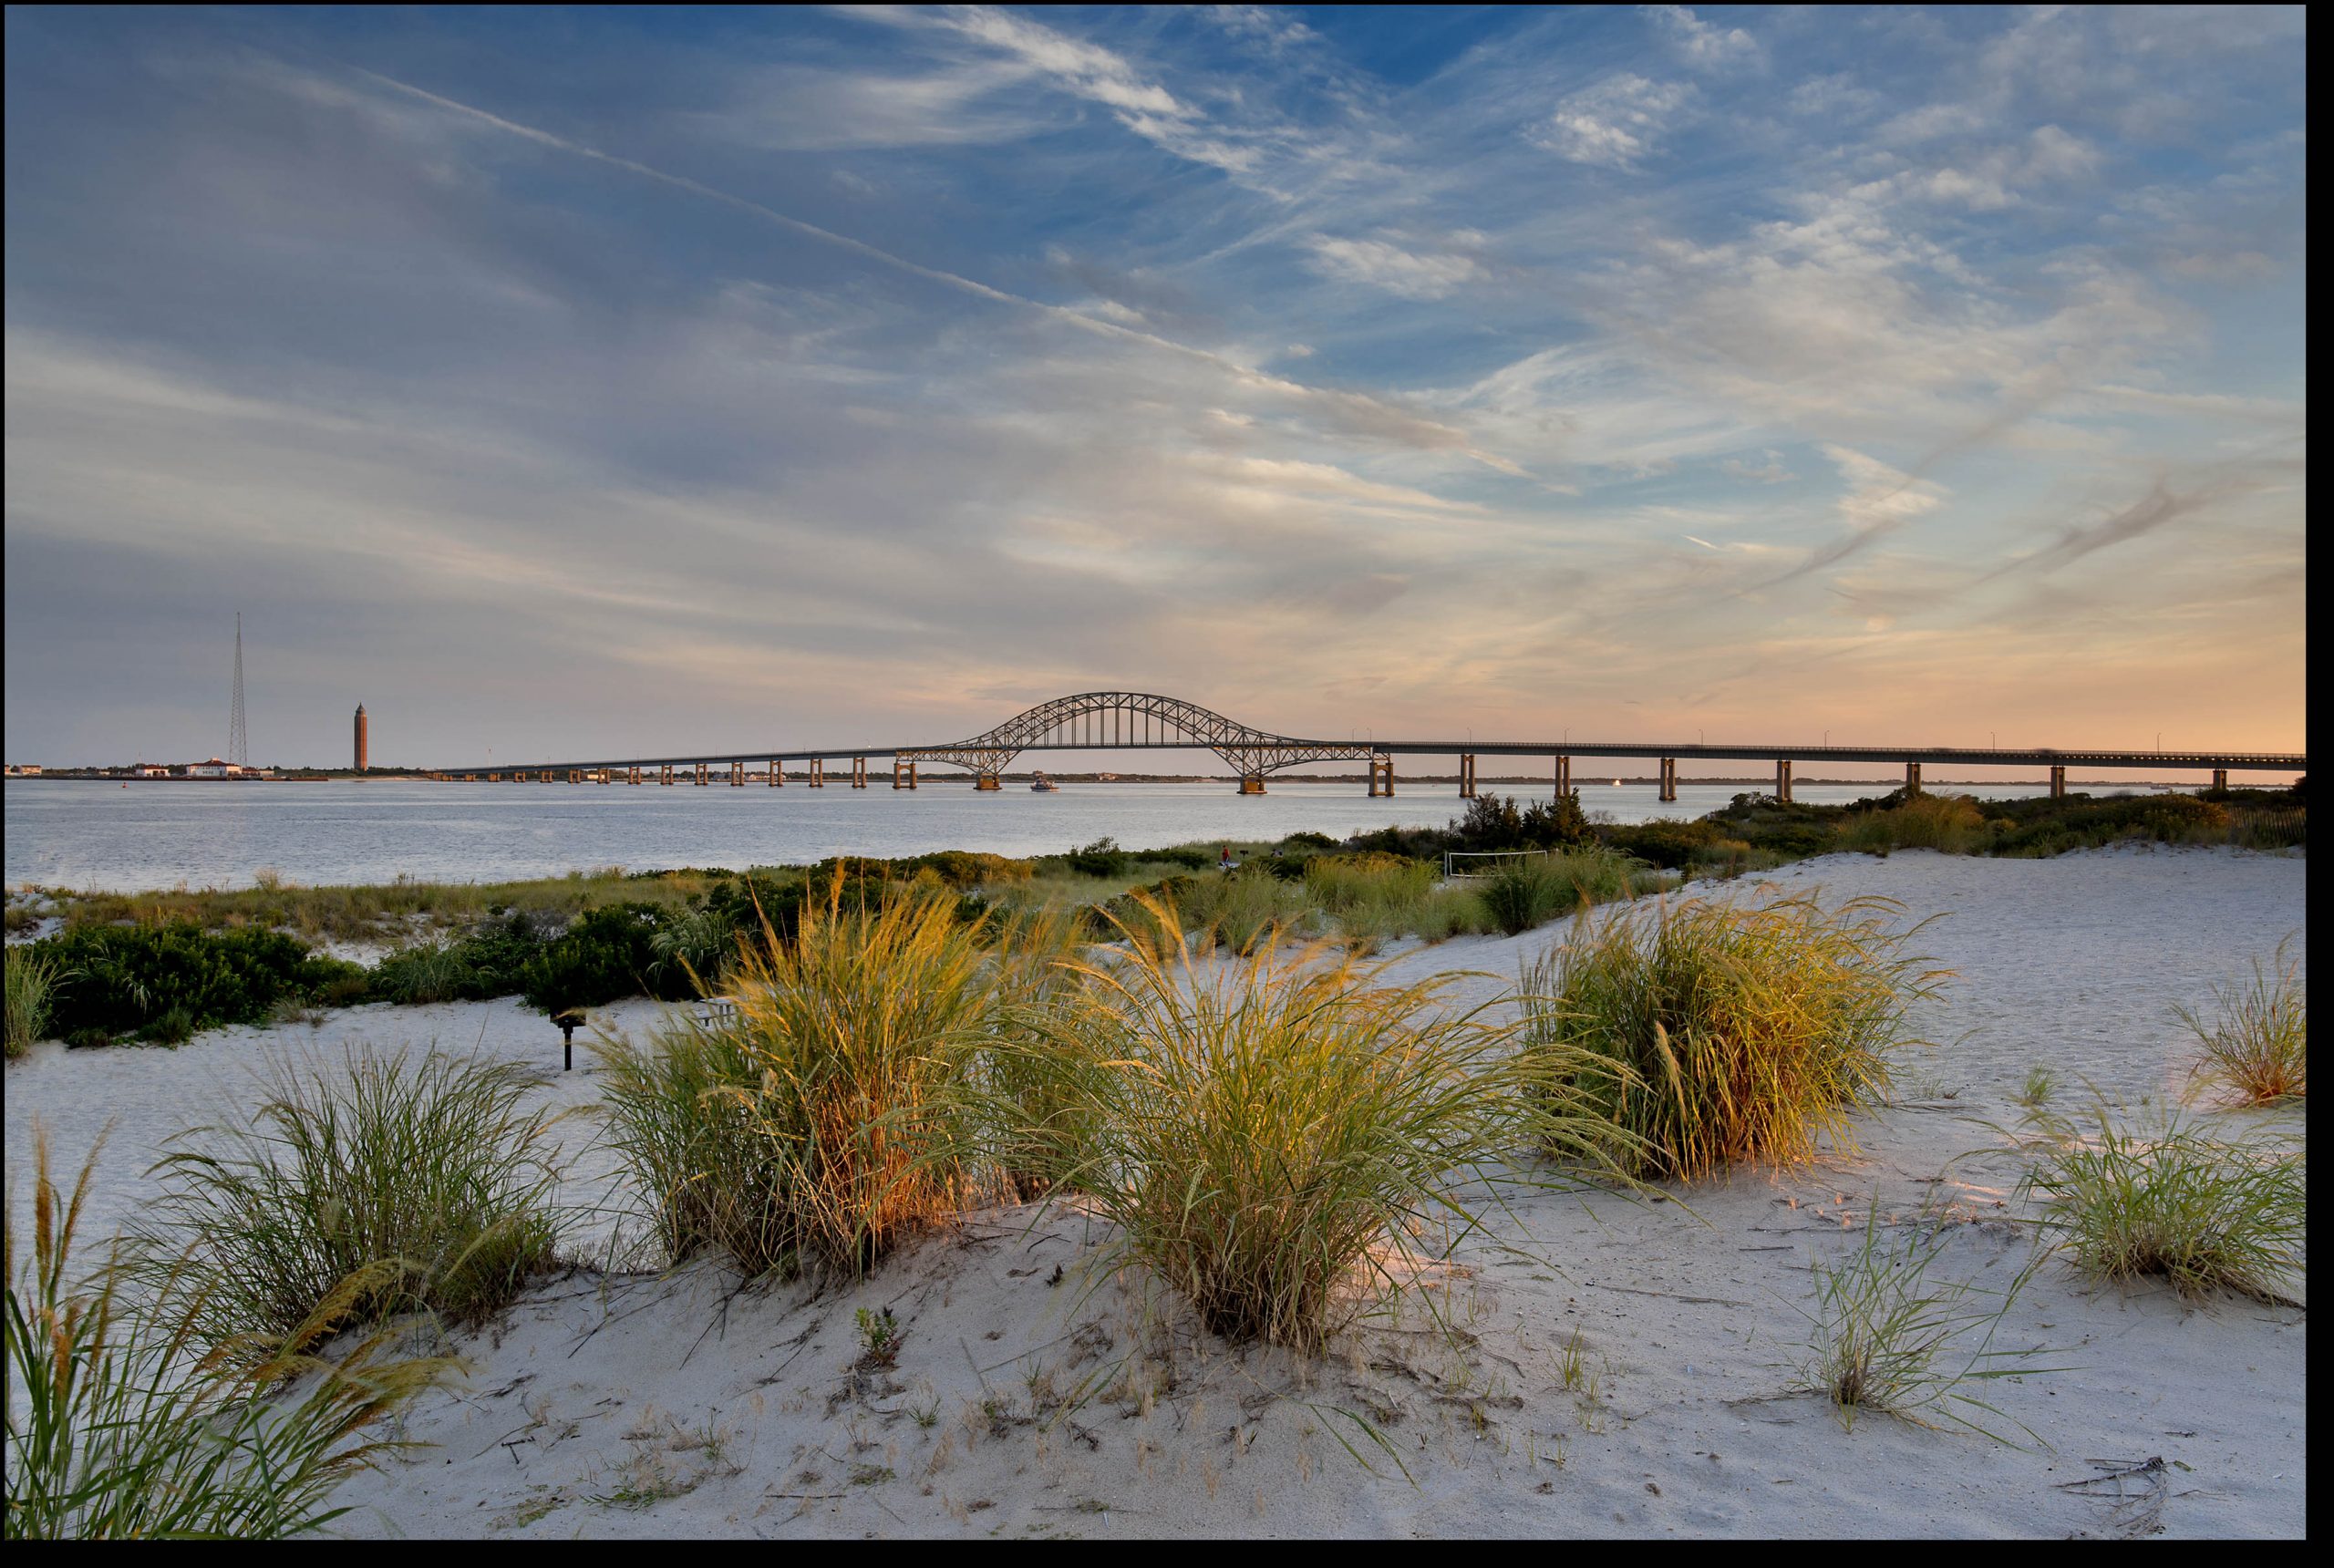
[
  {"xmin": 2020, "ymin": 1107, "xmax": 2306, "ymax": 1304},
  {"xmin": 2179, "ymin": 937, "xmax": 2306, "ymax": 1105},
  {"xmin": 5, "ymin": 1129, "xmax": 452, "ymax": 1538},
  {"xmin": 1794, "ymin": 1198, "xmax": 2055, "ymax": 1439},
  {"xmin": 138, "ymin": 1048, "xmax": 567, "ymax": 1340},
  {"xmin": 5, "ymin": 945, "xmax": 67, "ymax": 1058},
  {"xmin": 617, "ymin": 884, "xmax": 995, "ymax": 1278},
  {"xmin": 1522, "ymin": 892, "xmax": 1946, "ymax": 1180},
  {"xmin": 993, "ymin": 892, "xmax": 1627, "ymax": 1353}
]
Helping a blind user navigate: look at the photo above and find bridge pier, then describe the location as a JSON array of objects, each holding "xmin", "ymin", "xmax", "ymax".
[
  {"xmin": 2049, "ymin": 764, "xmax": 2066, "ymax": 799},
  {"xmin": 768, "ymin": 759, "xmax": 781, "ymax": 787},
  {"xmin": 1774, "ymin": 758, "xmax": 1793, "ymax": 804},
  {"xmin": 2211, "ymin": 768, "xmax": 2228, "ymax": 791},
  {"xmin": 893, "ymin": 758, "xmax": 916, "ymax": 789},
  {"xmin": 1459, "ymin": 754, "xmax": 1477, "ymax": 799},
  {"xmin": 809, "ymin": 758, "xmax": 824, "ymax": 788},
  {"xmin": 569, "ymin": 769, "xmax": 583, "ymax": 784},
  {"xmin": 1658, "ymin": 758, "xmax": 1678, "ymax": 802},
  {"xmin": 695, "ymin": 763, "xmax": 709, "ymax": 786},
  {"xmin": 659, "ymin": 764, "xmax": 673, "ymax": 786},
  {"xmin": 1237, "ymin": 772, "xmax": 1266, "ymax": 795},
  {"xmin": 628, "ymin": 767, "xmax": 641, "ymax": 785},
  {"xmin": 1367, "ymin": 756, "xmax": 1394, "ymax": 797},
  {"xmin": 1554, "ymin": 755, "xmax": 1570, "ymax": 798},
  {"xmin": 975, "ymin": 772, "xmax": 1000, "ymax": 790},
  {"xmin": 1905, "ymin": 762, "xmax": 1923, "ymax": 797},
  {"xmin": 729, "ymin": 762, "xmax": 744, "ymax": 787},
  {"xmin": 852, "ymin": 756, "xmax": 867, "ymax": 789}
]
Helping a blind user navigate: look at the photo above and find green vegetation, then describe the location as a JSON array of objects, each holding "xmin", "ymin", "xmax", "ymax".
[
  {"xmin": 138, "ymin": 1049, "xmax": 567, "ymax": 1338},
  {"xmin": 26, "ymin": 923, "xmax": 364, "ymax": 1044},
  {"xmin": 2179, "ymin": 937, "xmax": 2306, "ymax": 1105},
  {"xmin": 5, "ymin": 947, "xmax": 67, "ymax": 1059},
  {"xmin": 1793, "ymin": 1199, "xmax": 2053, "ymax": 1439},
  {"xmin": 5, "ymin": 1131, "xmax": 450, "ymax": 1538},
  {"xmin": 2020, "ymin": 1106, "xmax": 2306, "ymax": 1304},
  {"xmin": 996, "ymin": 894, "xmax": 1627, "ymax": 1352},
  {"xmin": 602, "ymin": 886, "xmax": 995, "ymax": 1279},
  {"xmin": 1521, "ymin": 893, "xmax": 1945, "ymax": 1180}
]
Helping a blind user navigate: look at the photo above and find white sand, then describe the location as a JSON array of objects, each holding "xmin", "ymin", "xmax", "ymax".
[{"xmin": 4, "ymin": 845, "xmax": 2306, "ymax": 1537}]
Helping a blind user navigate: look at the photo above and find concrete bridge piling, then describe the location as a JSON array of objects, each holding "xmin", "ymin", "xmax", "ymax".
[
  {"xmin": 893, "ymin": 758, "xmax": 916, "ymax": 789},
  {"xmin": 1368, "ymin": 757, "xmax": 1395, "ymax": 797},
  {"xmin": 1554, "ymin": 755, "xmax": 1571, "ymax": 798},
  {"xmin": 1775, "ymin": 758, "xmax": 1793, "ymax": 803},
  {"xmin": 1458, "ymin": 754, "xmax": 1478, "ymax": 799},
  {"xmin": 1905, "ymin": 762, "xmax": 1923, "ymax": 796},
  {"xmin": 1658, "ymin": 758, "xmax": 1678, "ymax": 802},
  {"xmin": 809, "ymin": 758, "xmax": 824, "ymax": 788},
  {"xmin": 852, "ymin": 757, "xmax": 868, "ymax": 789},
  {"xmin": 2050, "ymin": 764, "xmax": 2066, "ymax": 798}
]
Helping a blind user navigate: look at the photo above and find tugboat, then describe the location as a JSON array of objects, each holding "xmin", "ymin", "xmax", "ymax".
[{"xmin": 1030, "ymin": 770, "xmax": 1059, "ymax": 793}]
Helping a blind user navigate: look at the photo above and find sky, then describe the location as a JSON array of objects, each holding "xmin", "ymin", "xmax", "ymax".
[{"xmin": 2, "ymin": 5, "xmax": 2308, "ymax": 771}]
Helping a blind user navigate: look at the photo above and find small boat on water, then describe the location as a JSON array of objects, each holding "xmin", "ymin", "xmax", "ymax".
[
  {"xmin": 1612, "ymin": 779, "xmax": 1623, "ymax": 787},
  {"xmin": 1030, "ymin": 771, "xmax": 1059, "ymax": 793}
]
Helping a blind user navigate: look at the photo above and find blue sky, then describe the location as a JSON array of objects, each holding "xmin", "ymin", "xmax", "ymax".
[{"xmin": 2, "ymin": 5, "xmax": 2307, "ymax": 768}]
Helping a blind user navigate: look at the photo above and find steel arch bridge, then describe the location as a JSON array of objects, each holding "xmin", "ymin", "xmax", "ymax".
[{"xmin": 896, "ymin": 691, "xmax": 1376, "ymax": 789}]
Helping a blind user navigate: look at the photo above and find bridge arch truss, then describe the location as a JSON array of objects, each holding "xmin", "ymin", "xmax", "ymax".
[{"xmin": 895, "ymin": 691, "xmax": 1376, "ymax": 784}]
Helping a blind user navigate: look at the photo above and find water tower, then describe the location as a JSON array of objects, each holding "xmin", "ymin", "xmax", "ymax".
[{"xmin": 354, "ymin": 704, "xmax": 368, "ymax": 772}]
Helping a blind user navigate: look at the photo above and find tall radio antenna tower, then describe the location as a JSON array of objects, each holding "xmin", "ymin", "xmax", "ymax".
[{"xmin": 229, "ymin": 613, "xmax": 249, "ymax": 768}]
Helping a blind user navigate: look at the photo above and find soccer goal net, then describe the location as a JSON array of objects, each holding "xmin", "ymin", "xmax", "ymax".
[{"xmin": 1442, "ymin": 848, "xmax": 1550, "ymax": 879}]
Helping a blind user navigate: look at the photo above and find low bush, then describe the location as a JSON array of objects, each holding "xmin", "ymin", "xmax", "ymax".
[
  {"xmin": 1000, "ymin": 896, "xmax": 1626, "ymax": 1352},
  {"xmin": 2179, "ymin": 937, "xmax": 2306, "ymax": 1104},
  {"xmin": 29, "ymin": 923, "xmax": 366, "ymax": 1044},
  {"xmin": 139, "ymin": 1048, "xmax": 567, "ymax": 1338},
  {"xmin": 1065, "ymin": 837, "xmax": 1131, "ymax": 878},
  {"xmin": 1841, "ymin": 795, "xmax": 1988, "ymax": 855},
  {"xmin": 6, "ymin": 1132, "xmax": 451, "ymax": 1539},
  {"xmin": 1601, "ymin": 819, "xmax": 1726, "ymax": 869},
  {"xmin": 2020, "ymin": 1108, "xmax": 2304, "ymax": 1303},
  {"xmin": 519, "ymin": 903, "xmax": 697, "ymax": 1015},
  {"xmin": 1523, "ymin": 892, "xmax": 1945, "ymax": 1180}
]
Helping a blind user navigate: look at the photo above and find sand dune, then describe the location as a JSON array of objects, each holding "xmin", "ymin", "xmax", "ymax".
[{"xmin": 4, "ymin": 845, "xmax": 2305, "ymax": 1537}]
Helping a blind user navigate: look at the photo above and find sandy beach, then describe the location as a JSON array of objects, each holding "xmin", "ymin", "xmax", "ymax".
[{"xmin": 4, "ymin": 845, "xmax": 2306, "ymax": 1538}]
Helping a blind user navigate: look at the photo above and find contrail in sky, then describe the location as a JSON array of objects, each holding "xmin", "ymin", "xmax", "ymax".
[{"xmin": 355, "ymin": 67, "xmax": 1525, "ymax": 475}]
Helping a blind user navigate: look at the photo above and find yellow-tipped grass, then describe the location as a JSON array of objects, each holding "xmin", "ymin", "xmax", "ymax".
[
  {"xmin": 1523, "ymin": 892, "xmax": 1947, "ymax": 1180},
  {"xmin": 998, "ymin": 892, "xmax": 1627, "ymax": 1354},
  {"xmin": 614, "ymin": 883, "xmax": 995, "ymax": 1278},
  {"xmin": 6, "ymin": 1128, "xmax": 452, "ymax": 1538},
  {"xmin": 5, "ymin": 946, "xmax": 67, "ymax": 1059},
  {"xmin": 2020, "ymin": 1106, "xmax": 2305, "ymax": 1305},
  {"xmin": 139, "ymin": 1048, "xmax": 567, "ymax": 1341},
  {"xmin": 2179, "ymin": 936, "xmax": 2306, "ymax": 1105}
]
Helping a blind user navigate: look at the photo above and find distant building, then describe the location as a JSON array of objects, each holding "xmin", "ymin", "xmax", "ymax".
[
  {"xmin": 184, "ymin": 757, "xmax": 243, "ymax": 779},
  {"xmin": 3, "ymin": 763, "xmax": 39, "ymax": 776},
  {"xmin": 134, "ymin": 765, "xmax": 169, "ymax": 778},
  {"xmin": 355, "ymin": 704, "xmax": 368, "ymax": 772}
]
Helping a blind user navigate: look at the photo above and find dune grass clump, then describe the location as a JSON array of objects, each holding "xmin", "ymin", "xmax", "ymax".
[
  {"xmin": 6, "ymin": 1132, "xmax": 450, "ymax": 1539},
  {"xmin": 1794, "ymin": 1199, "xmax": 2054, "ymax": 1439},
  {"xmin": 1522, "ymin": 893, "xmax": 1945, "ymax": 1180},
  {"xmin": 6, "ymin": 946, "xmax": 67, "ymax": 1059},
  {"xmin": 611, "ymin": 887, "xmax": 995, "ymax": 1278},
  {"xmin": 2179, "ymin": 938, "xmax": 2306, "ymax": 1105},
  {"xmin": 2020, "ymin": 1108, "xmax": 2306, "ymax": 1304},
  {"xmin": 1172, "ymin": 869, "xmax": 1316, "ymax": 954},
  {"xmin": 1000, "ymin": 896, "xmax": 1623, "ymax": 1353},
  {"xmin": 139, "ymin": 1048, "xmax": 566, "ymax": 1340},
  {"xmin": 1474, "ymin": 849, "xmax": 1645, "ymax": 937}
]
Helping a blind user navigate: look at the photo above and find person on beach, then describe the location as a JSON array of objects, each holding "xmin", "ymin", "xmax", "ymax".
[{"xmin": 1220, "ymin": 843, "xmax": 1233, "ymax": 869}]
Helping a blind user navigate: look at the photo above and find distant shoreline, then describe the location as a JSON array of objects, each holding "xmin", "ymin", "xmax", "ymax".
[{"xmin": 1, "ymin": 771, "xmax": 2219, "ymax": 789}]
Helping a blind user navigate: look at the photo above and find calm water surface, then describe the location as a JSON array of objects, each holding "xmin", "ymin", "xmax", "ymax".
[{"xmin": 5, "ymin": 777, "xmax": 2083, "ymax": 892}]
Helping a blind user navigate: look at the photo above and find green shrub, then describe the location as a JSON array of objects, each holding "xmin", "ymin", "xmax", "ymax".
[
  {"xmin": 519, "ymin": 903, "xmax": 694, "ymax": 1015},
  {"xmin": 1840, "ymin": 795, "xmax": 1988, "ymax": 855},
  {"xmin": 30, "ymin": 923, "xmax": 365, "ymax": 1043},
  {"xmin": 139, "ymin": 1048, "xmax": 567, "ymax": 1339},
  {"xmin": 6, "ymin": 1132, "xmax": 452, "ymax": 1539},
  {"xmin": 2020, "ymin": 1108, "xmax": 2304, "ymax": 1303},
  {"xmin": 1523, "ymin": 893, "xmax": 1945, "ymax": 1179},
  {"xmin": 1601, "ymin": 819, "xmax": 1725, "ymax": 869},
  {"xmin": 1065, "ymin": 837, "xmax": 1131, "ymax": 878},
  {"xmin": 1479, "ymin": 858, "xmax": 1567, "ymax": 936}
]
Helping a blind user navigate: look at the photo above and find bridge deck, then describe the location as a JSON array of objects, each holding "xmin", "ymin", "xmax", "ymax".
[{"xmin": 443, "ymin": 739, "xmax": 2304, "ymax": 775}]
